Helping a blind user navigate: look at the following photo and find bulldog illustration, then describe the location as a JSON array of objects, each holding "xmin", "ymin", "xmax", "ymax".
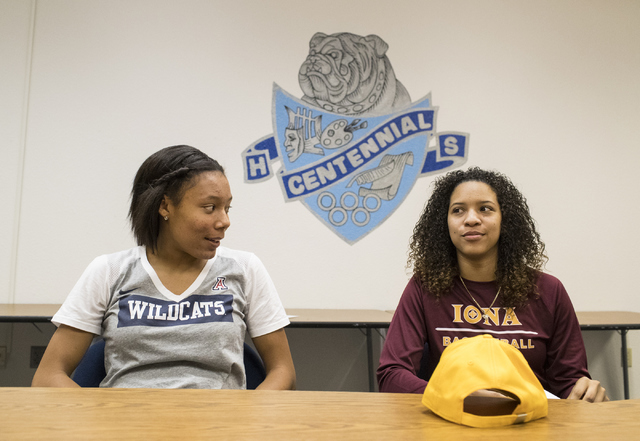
[{"xmin": 299, "ymin": 32, "xmax": 411, "ymax": 115}]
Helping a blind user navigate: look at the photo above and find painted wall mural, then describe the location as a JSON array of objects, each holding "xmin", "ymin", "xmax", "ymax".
[{"xmin": 243, "ymin": 32, "xmax": 469, "ymax": 244}]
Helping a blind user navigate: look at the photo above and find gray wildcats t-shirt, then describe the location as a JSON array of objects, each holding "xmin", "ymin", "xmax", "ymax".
[{"xmin": 53, "ymin": 246, "xmax": 289, "ymax": 389}]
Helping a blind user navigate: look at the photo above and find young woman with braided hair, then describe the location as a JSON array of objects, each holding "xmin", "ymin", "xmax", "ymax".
[
  {"xmin": 377, "ymin": 167, "xmax": 607, "ymax": 402},
  {"xmin": 33, "ymin": 145, "xmax": 296, "ymax": 390}
]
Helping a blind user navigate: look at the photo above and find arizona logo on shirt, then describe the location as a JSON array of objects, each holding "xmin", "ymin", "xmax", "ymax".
[{"xmin": 212, "ymin": 277, "xmax": 228, "ymax": 291}]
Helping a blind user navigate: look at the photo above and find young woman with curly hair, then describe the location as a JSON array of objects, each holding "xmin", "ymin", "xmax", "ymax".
[{"xmin": 377, "ymin": 167, "xmax": 607, "ymax": 402}]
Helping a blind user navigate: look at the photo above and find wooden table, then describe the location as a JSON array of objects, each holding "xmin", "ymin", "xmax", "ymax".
[
  {"xmin": 0, "ymin": 303, "xmax": 59, "ymax": 322},
  {"xmin": 576, "ymin": 311, "xmax": 640, "ymax": 400},
  {"xmin": 1, "ymin": 388, "xmax": 638, "ymax": 440}
]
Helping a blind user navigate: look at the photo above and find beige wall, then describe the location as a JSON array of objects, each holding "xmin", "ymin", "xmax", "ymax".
[
  {"xmin": 0, "ymin": 0, "xmax": 34, "ymax": 304},
  {"xmin": 1, "ymin": 0, "xmax": 638, "ymax": 398}
]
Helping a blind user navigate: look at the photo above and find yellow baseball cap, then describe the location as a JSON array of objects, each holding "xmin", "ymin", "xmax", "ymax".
[{"xmin": 422, "ymin": 334, "xmax": 548, "ymax": 428}]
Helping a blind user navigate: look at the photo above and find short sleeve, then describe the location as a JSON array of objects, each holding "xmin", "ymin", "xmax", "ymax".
[
  {"xmin": 243, "ymin": 253, "xmax": 289, "ymax": 338},
  {"xmin": 51, "ymin": 255, "xmax": 112, "ymax": 335}
]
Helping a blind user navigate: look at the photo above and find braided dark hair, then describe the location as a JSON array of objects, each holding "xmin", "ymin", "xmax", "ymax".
[
  {"xmin": 148, "ymin": 167, "xmax": 191, "ymax": 188},
  {"xmin": 129, "ymin": 145, "xmax": 225, "ymax": 252},
  {"xmin": 408, "ymin": 167, "xmax": 547, "ymax": 307}
]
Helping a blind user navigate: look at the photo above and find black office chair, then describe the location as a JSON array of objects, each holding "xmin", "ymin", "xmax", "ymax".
[
  {"xmin": 72, "ymin": 340, "xmax": 266, "ymax": 389},
  {"xmin": 72, "ymin": 339, "xmax": 106, "ymax": 387},
  {"xmin": 243, "ymin": 343, "xmax": 267, "ymax": 390}
]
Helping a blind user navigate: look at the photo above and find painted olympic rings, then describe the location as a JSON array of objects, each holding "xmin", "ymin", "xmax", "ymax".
[{"xmin": 317, "ymin": 191, "xmax": 382, "ymax": 227}]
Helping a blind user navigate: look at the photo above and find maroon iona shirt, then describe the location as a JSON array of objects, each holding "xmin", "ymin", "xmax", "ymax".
[{"xmin": 377, "ymin": 273, "xmax": 590, "ymax": 398}]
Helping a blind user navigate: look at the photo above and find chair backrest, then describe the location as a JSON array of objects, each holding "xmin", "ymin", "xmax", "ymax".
[
  {"xmin": 243, "ymin": 343, "xmax": 267, "ymax": 390},
  {"xmin": 72, "ymin": 339, "xmax": 107, "ymax": 387},
  {"xmin": 417, "ymin": 341, "xmax": 432, "ymax": 381},
  {"xmin": 72, "ymin": 340, "xmax": 266, "ymax": 389}
]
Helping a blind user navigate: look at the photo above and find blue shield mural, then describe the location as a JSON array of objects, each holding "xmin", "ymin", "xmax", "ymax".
[{"xmin": 242, "ymin": 32, "xmax": 469, "ymax": 244}]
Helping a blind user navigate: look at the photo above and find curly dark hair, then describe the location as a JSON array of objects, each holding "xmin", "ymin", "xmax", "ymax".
[{"xmin": 408, "ymin": 167, "xmax": 547, "ymax": 307}]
